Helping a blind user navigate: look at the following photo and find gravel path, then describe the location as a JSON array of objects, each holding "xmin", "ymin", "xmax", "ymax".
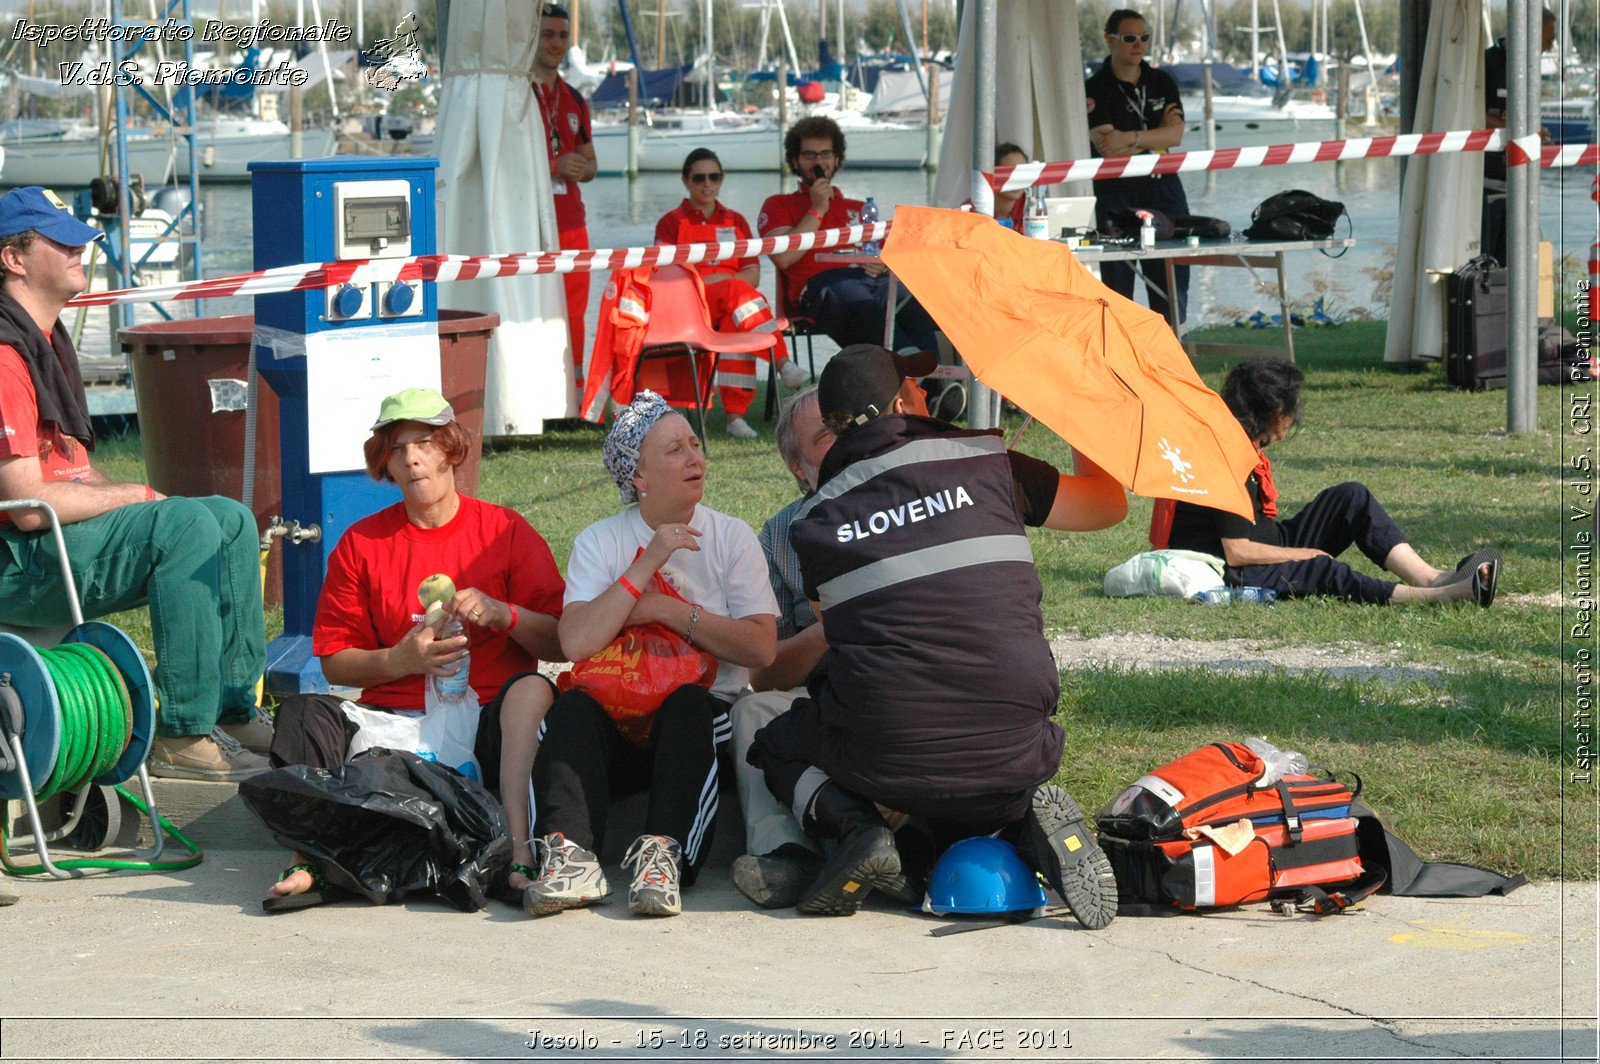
[{"xmin": 1047, "ymin": 632, "xmax": 1456, "ymax": 683}]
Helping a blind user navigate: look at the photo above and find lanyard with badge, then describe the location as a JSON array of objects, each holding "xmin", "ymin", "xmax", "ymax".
[
  {"xmin": 537, "ymin": 80, "xmax": 568, "ymax": 194},
  {"xmin": 1118, "ymin": 79, "xmax": 1149, "ymax": 131}
]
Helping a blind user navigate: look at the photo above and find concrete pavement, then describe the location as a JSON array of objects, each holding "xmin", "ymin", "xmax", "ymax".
[{"xmin": 0, "ymin": 847, "xmax": 1593, "ymax": 1062}]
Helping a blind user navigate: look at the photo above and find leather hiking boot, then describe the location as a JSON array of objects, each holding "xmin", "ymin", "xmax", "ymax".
[
  {"xmin": 796, "ymin": 782, "xmax": 901, "ymax": 916},
  {"xmin": 732, "ymin": 843, "xmax": 825, "ymax": 910},
  {"xmin": 148, "ymin": 734, "xmax": 269, "ymax": 783}
]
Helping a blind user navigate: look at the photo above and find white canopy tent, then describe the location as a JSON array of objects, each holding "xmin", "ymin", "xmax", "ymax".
[
  {"xmin": 1384, "ymin": 0, "xmax": 1489, "ymax": 364},
  {"xmin": 435, "ymin": 0, "xmax": 575, "ymax": 435},
  {"xmin": 933, "ymin": 0, "xmax": 1092, "ymax": 210}
]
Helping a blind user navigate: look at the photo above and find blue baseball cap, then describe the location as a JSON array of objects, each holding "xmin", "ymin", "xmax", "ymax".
[{"xmin": 0, "ymin": 187, "xmax": 103, "ymax": 246}]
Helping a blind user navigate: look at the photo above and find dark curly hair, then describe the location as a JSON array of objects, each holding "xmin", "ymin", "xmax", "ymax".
[
  {"xmin": 784, "ymin": 115, "xmax": 846, "ymax": 176},
  {"xmin": 1221, "ymin": 358, "xmax": 1303, "ymax": 443}
]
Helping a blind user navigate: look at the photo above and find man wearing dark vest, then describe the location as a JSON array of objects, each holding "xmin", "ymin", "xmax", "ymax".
[
  {"xmin": 747, "ymin": 344, "xmax": 1129, "ymax": 926},
  {"xmin": 0, "ymin": 186, "xmax": 270, "ymax": 781}
]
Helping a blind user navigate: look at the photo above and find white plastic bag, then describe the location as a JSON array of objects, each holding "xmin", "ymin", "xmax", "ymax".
[
  {"xmin": 341, "ymin": 686, "xmax": 482, "ymax": 783},
  {"xmin": 1103, "ymin": 549, "xmax": 1227, "ymax": 600}
]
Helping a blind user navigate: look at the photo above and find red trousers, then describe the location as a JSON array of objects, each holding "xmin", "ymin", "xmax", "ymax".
[
  {"xmin": 702, "ymin": 276, "xmax": 787, "ymax": 419},
  {"xmin": 560, "ymin": 224, "xmax": 590, "ymax": 388}
]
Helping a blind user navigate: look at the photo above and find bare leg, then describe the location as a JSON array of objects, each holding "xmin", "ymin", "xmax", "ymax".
[
  {"xmin": 1390, "ymin": 561, "xmax": 1488, "ymax": 604},
  {"xmin": 1382, "ymin": 543, "xmax": 1447, "ymax": 588},
  {"xmin": 267, "ymin": 852, "xmax": 314, "ymax": 897},
  {"xmin": 499, "ymin": 676, "xmax": 557, "ymax": 891}
]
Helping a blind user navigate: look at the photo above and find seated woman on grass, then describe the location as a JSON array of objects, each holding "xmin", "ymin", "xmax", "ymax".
[
  {"xmin": 524, "ymin": 390, "xmax": 777, "ymax": 919},
  {"xmin": 264, "ymin": 387, "xmax": 567, "ymax": 908},
  {"xmin": 1166, "ymin": 359, "xmax": 1500, "ymax": 606}
]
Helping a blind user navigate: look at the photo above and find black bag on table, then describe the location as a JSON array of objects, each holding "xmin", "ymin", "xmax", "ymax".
[
  {"xmin": 1242, "ymin": 190, "xmax": 1348, "ymax": 241},
  {"xmin": 1445, "ymin": 255, "xmax": 1507, "ymax": 390}
]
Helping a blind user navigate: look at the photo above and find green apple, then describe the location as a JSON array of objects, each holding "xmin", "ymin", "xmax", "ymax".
[{"xmin": 418, "ymin": 573, "xmax": 456, "ymax": 610}]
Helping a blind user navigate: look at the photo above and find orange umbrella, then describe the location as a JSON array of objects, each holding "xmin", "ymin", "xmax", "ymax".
[{"xmin": 881, "ymin": 206, "xmax": 1258, "ymax": 521}]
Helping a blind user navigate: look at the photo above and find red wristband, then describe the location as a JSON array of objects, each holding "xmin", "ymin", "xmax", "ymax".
[
  {"xmin": 142, "ymin": 486, "xmax": 158, "ymax": 501},
  {"xmin": 618, "ymin": 576, "xmax": 642, "ymax": 600},
  {"xmin": 805, "ymin": 208, "xmax": 824, "ymax": 225},
  {"xmin": 499, "ymin": 604, "xmax": 519, "ymax": 632}
]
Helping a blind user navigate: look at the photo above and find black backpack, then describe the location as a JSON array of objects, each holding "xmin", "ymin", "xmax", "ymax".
[{"xmin": 1243, "ymin": 190, "xmax": 1349, "ymax": 242}]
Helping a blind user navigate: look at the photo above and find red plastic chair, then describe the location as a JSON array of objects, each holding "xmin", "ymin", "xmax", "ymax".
[{"xmin": 637, "ymin": 265, "xmax": 785, "ymax": 447}]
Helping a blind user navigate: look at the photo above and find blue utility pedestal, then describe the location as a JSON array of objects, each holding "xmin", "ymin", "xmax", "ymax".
[{"xmin": 251, "ymin": 156, "xmax": 439, "ymax": 695}]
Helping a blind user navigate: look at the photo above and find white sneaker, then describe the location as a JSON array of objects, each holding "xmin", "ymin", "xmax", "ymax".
[
  {"xmin": 725, "ymin": 416, "xmax": 758, "ymax": 439},
  {"xmin": 622, "ymin": 834, "xmax": 683, "ymax": 917},
  {"xmin": 777, "ymin": 358, "xmax": 807, "ymax": 389},
  {"xmin": 523, "ymin": 832, "xmax": 610, "ymax": 916}
]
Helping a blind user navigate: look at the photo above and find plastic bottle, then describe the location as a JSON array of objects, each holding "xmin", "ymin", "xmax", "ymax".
[
  {"xmin": 1023, "ymin": 186, "xmax": 1050, "ymax": 240},
  {"xmin": 1191, "ymin": 586, "xmax": 1278, "ymax": 606},
  {"xmin": 430, "ymin": 613, "xmax": 472, "ymax": 701},
  {"xmin": 1244, "ymin": 737, "xmax": 1310, "ymax": 787},
  {"xmin": 1138, "ymin": 209, "xmax": 1157, "ymax": 250},
  {"xmin": 860, "ymin": 197, "xmax": 881, "ymax": 256}
]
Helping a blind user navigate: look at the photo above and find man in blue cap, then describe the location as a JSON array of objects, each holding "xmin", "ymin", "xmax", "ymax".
[{"xmin": 0, "ymin": 187, "xmax": 270, "ymax": 781}]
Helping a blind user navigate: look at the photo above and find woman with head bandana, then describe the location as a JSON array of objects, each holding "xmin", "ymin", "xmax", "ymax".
[{"xmin": 525, "ymin": 391, "xmax": 778, "ymax": 919}]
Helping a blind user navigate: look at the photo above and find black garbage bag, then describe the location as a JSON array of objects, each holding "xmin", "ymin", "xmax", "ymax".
[{"xmin": 239, "ymin": 748, "xmax": 511, "ymax": 911}]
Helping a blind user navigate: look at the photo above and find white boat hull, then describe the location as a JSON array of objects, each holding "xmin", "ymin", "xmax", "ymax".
[
  {"xmin": 2, "ymin": 127, "xmax": 341, "ymax": 187},
  {"xmin": 1183, "ymin": 113, "xmax": 1341, "ymax": 149}
]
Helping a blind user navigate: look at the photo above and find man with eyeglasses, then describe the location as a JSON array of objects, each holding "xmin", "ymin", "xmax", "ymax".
[
  {"xmin": 758, "ymin": 116, "xmax": 939, "ymax": 355},
  {"xmin": 1084, "ymin": 8, "xmax": 1192, "ymax": 329},
  {"xmin": 530, "ymin": 3, "xmax": 598, "ymax": 387}
]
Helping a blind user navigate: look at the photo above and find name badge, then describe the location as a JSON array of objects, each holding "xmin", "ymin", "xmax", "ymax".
[{"xmin": 552, "ymin": 178, "xmax": 568, "ymax": 195}]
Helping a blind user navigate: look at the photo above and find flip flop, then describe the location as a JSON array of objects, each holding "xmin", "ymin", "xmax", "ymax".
[
  {"xmin": 261, "ymin": 861, "xmax": 355, "ymax": 913},
  {"xmin": 1471, "ymin": 552, "xmax": 1502, "ymax": 608},
  {"xmin": 1443, "ymin": 549, "xmax": 1501, "ymax": 588},
  {"xmin": 262, "ymin": 886, "xmax": 356, "ymax": 913}
]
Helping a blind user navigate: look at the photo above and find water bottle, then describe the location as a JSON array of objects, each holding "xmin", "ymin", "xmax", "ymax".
[
  {"xmin": 1023, "ymin": 186, "xmax": 1050, "ymax": 240},
  {"xmin": 860, "ymin": 197, "xmax": 881, "ymax": 256},
  {"xmin": 1192, "ymin": 586, "xmax": 1277, "ymax": 606},
  {"xmin": 1244, "ymin": 737, "xmax": 1310, "ymax": 787},
  {"xmin": 1137, "ymin": 209, "xmax": 1157, "ymax": 250},
  {"xmin": 430, "ymin": 613, "xmax": 472, "ymax": 700}
]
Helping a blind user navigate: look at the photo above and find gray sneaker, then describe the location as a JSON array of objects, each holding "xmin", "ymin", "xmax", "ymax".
[
  {"xmin": 148, "ymin": 733, "xmax": 269, "ymax": 782},
  {"xmin": 523, "ymin": 833, "xmax": 610, "ymax": 916},
  {"xmin": 622, "ymin": 834, "xmax": 682, "ymax": 917},
  {"xmin": 732, "ymin": 844, "xmax": 825, "ymax": 910}
]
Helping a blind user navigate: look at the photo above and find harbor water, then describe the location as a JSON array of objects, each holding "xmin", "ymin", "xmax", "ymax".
[{"xmin": 80, "ymin": 155, "xmax": 1597, "ymax": 368}]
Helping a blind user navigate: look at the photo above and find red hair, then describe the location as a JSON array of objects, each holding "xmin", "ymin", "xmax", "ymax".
[{"xmin": 363, "ymin": 420, "xmax": 473, "ymax": 482}]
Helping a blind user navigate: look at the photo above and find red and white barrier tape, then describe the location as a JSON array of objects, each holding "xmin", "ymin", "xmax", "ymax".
[
  {"xmin": 66, "ymin": 221, "xmax": 891, "ymax": 309},
  {"xmin": 990, "ymin": 128, "xmax": 1598, "ymax": 193}
]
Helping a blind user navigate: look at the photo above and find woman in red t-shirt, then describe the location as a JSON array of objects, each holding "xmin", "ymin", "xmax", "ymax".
[
  {"xmin": 652, "ymin": 148, "xmax": 806, "ymax": 438},
  {"xmin": 263, "ymin": 387, "xmax": 567, "ymax": 908}
]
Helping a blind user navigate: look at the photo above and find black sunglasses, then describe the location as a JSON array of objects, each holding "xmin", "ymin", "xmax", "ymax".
[
  {"xmin": 689, "ymin": 172, "xmax": 724, "ymax": 184},
  {"xmin": 1111, "ymin": 32, "xmax": 1152, "ymax": 43}
]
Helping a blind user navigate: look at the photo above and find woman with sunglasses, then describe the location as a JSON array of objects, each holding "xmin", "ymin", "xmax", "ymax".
[
  {"xmin": 1084, "ymin": 8, "xmax": 1192, "ymax": 328},
  {"xmin": 654, "ymin": 147, "xmax": 806, "ymax": 439}
]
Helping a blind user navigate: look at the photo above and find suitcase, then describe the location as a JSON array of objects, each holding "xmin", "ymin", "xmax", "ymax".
[{"xmin": 1446, "ymin": 256, "xmax": 1507, "ymax": 390}]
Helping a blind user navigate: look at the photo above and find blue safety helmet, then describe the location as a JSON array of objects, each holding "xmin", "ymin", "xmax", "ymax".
[{"xmin": 921, "ymin": 836, "xmax": 1049, "ymax": 916}]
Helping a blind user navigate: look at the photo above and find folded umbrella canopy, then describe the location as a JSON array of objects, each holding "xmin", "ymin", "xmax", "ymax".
[{"xmin": 881, "ymin": 207, "xmax": 1258, "ymax": 521}]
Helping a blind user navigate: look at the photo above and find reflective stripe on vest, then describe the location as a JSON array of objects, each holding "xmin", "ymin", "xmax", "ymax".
[
  {"xmin": 815, "ymin": 532, "xmax": 1035, "ymax": 610},
  {"xmin": 799, "ymin": 434, "xmax": 1008, "ymax": 520}
]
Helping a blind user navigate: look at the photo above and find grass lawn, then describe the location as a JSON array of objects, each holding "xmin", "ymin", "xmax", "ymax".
[{"xmin": 89, "ymin": 320, "xmax": 1588, "ymax": 879}]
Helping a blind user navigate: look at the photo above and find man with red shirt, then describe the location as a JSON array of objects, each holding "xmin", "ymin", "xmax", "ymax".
[
  {"xmin": 532, "ymin": 3, "xmax": 598, "ymax": 387},
  {"xmin": 759, "ymin": 116, "xmax": 938, "ymax": 354},
  {"xmin": 0, "ymin": 186, "xmax": 269, "ymax": 781}
]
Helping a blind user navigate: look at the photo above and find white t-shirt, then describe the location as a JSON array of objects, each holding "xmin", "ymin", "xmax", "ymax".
[{"xmin": 565, "ymin": 503, "xmax": 780, "ymax": 700}]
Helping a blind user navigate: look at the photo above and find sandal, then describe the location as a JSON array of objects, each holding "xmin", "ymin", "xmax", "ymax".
[
  {"xmin": 1446, "ymin": 549, "xmax": 1502, "ymax": 607},
  {"xmin": 1471, "ymin": 552, "xmax": 1502, "ymax": 608},
  {"xmin": 262, "ymin": 862, "xmax": 353, "ymax": 913}
]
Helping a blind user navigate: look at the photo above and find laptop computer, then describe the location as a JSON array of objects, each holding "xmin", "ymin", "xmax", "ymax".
[{"xmin": 1045, "ymin": 195, "xmax": 1099, "ymax": 238}]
